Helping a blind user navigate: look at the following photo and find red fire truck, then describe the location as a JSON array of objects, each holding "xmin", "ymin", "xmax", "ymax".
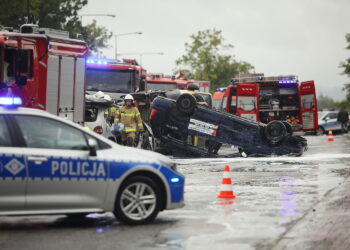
[
  {"xmin": 0, "ymin": 24, "xmax": 88, "ymax": 123},
  {"xmin": 221, "ymin": 74, "xmax": 318, "ymax": 132},
  {"xmin": 191, "ymin": 80, "xmax": 210, "ymax": 93},
  {"xmin": 145, "ymin": 74, "xmax": 190, "ymax": 91},
  {"xmin": 85, "ymin": 58, "xmax": 146, "ymax": 100}
]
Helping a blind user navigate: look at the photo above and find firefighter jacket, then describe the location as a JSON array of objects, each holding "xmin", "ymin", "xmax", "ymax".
[{"xmin": 114, "ymin": 106, "xmax": 144, "ymax": 132}]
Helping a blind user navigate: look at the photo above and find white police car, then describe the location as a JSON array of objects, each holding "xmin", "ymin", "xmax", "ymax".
[
  {"xmin": 0, "ymin": 97, "xmax": 184, "ymax": 225},
  {"xmin": 317, "ymin": 110, "xmax": 347, "ymax": 134}
]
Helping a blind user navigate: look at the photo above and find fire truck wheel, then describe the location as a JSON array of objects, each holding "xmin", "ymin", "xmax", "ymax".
[
  {"xmin": 176, "ymin": 93, "xmax": 197, "ymax": 115},
  {"xmin": 265, "ymin": 121, "xmax": 287, "ymax": 145},
  {"xmin": 282, "ymin": 121, "xmax": 293, "ymax": 136}
]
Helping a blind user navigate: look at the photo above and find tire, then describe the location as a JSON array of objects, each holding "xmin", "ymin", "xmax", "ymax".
[
  {"xmin": 176, "ymin": 93, "xmax": 197, "ymax": 115},
  {"xmin": 282, "ymin": 121, "xmax": 293, "ymax": 136},
  {"xmin": 316, "ymin": 126, "xmax": 325, "ymax": 136},
  {"xmin": 114, "ymin": 176, "xmax": 162, "ymax": 225},
  {"xmin": 265, "ymin": 120, "xmax": 287, "ymax": 144}
]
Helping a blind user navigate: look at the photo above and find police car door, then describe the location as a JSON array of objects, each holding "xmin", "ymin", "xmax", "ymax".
[
  {"xmin": 0, "ymin": 115, "xmax": 26, "ymax": 212},
  {"xmin": 13, "ymin": 115, "xmax": 108, "ymax": 212}
]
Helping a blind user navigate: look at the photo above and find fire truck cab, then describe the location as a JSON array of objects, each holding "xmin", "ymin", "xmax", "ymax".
[
  {"xmin": 222, "ymin": 74, "xmax": 318, "ymax": 132},
  {"xmin": 146, "ymin": 74, "xmax": 190, "ymax": 91},
  {"xmin": 0, "ymin": 24, "xmax": 88, "ymax": 123},
  {"xmin": 86, "ymin": 58, "xmax": 146, "ymax": 101}
]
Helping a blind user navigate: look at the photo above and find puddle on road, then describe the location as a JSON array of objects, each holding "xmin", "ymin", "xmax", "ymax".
[
  {"xmin": 148, "ymin": 219, "xmax": 226, "ymax": 250},
  {"xmin": 0, "ymin": 213, "xmax": 121, "ymax": 231}
]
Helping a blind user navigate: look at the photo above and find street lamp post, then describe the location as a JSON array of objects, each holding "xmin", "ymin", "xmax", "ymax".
[
  {"xmin": 79, "ymin": 14, "xmax": 116, "ymax": 24},
  {"xmin": 115, "ymin": 32, "xmax": 143, "ymax": 60}
]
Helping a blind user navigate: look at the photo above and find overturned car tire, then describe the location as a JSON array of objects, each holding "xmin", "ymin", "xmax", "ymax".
[
  {"xmin": 265, "ymin": 120, "xmax": 287, "ymax": 145},
  {"xmin": 282, "ymin": 121, "xmax": 293, "ymax": 136},
  {"xmin": 176, "ymin": 93, "xmax": 197, "ymax": 115}
]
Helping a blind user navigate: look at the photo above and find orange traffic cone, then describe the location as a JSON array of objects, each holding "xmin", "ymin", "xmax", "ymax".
[
  {"xmin": 217, "ymin": 165, "xmax": 236, "ymax": 199},
  {"xmin": 327, "ymin": 129, "xmax": 334, "ymax": 142}
]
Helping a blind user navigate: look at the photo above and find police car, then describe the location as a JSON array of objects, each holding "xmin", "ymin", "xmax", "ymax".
[
  {"xmin": 317, "ymin": 110, "xmax": 348, "ymax": 134},
  {"xmin": 0, "ymin": 97, "xmax": 184, "ymax": 225}
]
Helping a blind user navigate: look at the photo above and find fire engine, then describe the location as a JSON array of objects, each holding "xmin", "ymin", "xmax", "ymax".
[
  {"xmin": 145, "ymin": 73, "xmax": 210, "ymax": 93},
  {"xmin": 221, "ymin": 74, "xmax": 318, "ymax": 132},
  {"xmin": 86, "ymin": 58, "xmax": 146, "ymax": 100},
  {"xmin": 0, "ymin": 24, "xmax": 88, "ymax": 123},
  {"xmin": 145, "ymin": 73, "xmax": 190, "ymax": 91},
  {"xmin": 190, "ymin": 80, "xmax": 210, "ymax": 93}
]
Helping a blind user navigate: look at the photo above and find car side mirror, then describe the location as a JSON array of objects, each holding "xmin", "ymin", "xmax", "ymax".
[
  {"xmin": 324, "ymin": 117, "xmax": 329, "ymax": 121},
  {"xmin": 87, "ymin": 138, "xmax": 98, "ymax": 156}
]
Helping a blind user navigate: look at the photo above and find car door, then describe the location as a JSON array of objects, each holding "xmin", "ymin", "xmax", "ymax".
[
  {"xmin": 328, "ymin": 112, "xmax": 342, "ymax": 131},
  {"xmin": 13, "ymin": 114, "xmax": 109, "ymax": 212},
  {"xmin": 0, "ymin": 115, "xmax": 27, "ymax": 213},
  {"xmin": 322, "ymin": 112, "xmax": 339, "ymax": 131},
  {"xmin": 299, "ymin": 81, "xmax": 318, "ymax": 131}
]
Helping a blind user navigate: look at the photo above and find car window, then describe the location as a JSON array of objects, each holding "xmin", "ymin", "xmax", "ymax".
[
  {"xmin": 0, "ymin": 116, "xmax": 12, "ymax": 146},
  {"xmin": 329, "ymin": 112, "xmax": 337, "ymax": 119},
  {"xmin": 85, "ymin": 106, "xmax": 98, "ymax": 122},
  {"xmin": 85, "ymin": 133, "xmax": 111, "ymax": 150},
  {"xmin": 14, "ymin": 115, "xmax": 88, "ymax": 150}
]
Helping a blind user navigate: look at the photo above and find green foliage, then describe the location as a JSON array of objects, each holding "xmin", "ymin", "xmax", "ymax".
[
  {"xmin": 176, "ymin": 29, "xmax": 254, "ymax": 91},
  {"xmin": 65, "ymin": 19, "xmax": 112, "ymax": 55},
  {"xmin": 340, "ymin": 33, "xmax": 350, "ymax": 106},
  {"xmin": 0, "ymin": 0, "xmax": 112, "ymax": 54},
  {"xmin": 317, "ymin": 93, "xmax": 337, "ymax": 109}
]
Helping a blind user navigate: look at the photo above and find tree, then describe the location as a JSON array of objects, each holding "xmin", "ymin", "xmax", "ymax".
[
  {"xmin": 317, "ymin": 93, "xmax": 338, "ymax": 109},
  {"xmin": 340, "ymin": 33, "xmax": 350, "ymax": 107},
  {"xmin": 0, "ymin": 0, "xmax": 112, "ymax": 54},
  {"xmin": 176, "ymin": 29, "xmax": 254, "ymax": 91}
]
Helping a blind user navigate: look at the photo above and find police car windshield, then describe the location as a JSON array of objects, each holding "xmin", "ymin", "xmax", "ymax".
[
  {"xmin": 86, "ymin": 69, "xmax": 135, "ymax": 93},
  {"xmin": 318, "ymin": 111, "xmax": 327, "ymax": 119}
]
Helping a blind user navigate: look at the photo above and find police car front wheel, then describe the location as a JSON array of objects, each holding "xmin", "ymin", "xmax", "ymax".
[{"xmin": 114, "ymin": 176, "xmax": 162, "ymax": 225}]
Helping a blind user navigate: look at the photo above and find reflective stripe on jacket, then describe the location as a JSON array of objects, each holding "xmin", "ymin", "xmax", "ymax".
[{"xmin": 114, "ymin": 106, "xmax": 144, "ymax": 131}]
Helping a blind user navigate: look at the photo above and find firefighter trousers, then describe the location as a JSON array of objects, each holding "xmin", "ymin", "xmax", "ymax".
[{"xmin": 122, "ymin": 131, "xmax": 136, "ymax": 146}]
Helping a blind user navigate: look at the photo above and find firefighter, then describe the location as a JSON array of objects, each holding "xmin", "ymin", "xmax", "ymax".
[
  {"xmin": 114, "ymin": 94, "xmax": 144, "ymax": 146},
  {"xmin": 337, "ymin": 107, "xmax": 349, "ymax": 132}
]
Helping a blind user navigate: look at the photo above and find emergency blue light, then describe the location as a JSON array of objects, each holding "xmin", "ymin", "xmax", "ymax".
[
  {"xmin": 87, "ymin": 59, "xmax": 108, "ymax": 65},
  {"xmin": 170, "ymin": 177, "xmax": 180, "ymax": 183},
  {"xmin": 278, "ymin": 80, "xmax": 296, "ymax": 84},
  {"xmin": 0, "ymin": 97, "xmax": 22, "ymax": 106}
]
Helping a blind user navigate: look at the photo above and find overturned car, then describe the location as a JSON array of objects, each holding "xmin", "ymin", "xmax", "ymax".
[{"xmin": 149, "ymin": 93, "xmax": 307, "ymax": 157}]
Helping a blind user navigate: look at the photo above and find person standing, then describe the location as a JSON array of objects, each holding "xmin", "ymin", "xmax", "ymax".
[
  {"xmin": 337, "ymin": 107, "xmax": 349, "ymax": 133},
  {"xmin": 114, "ymin": 94, "xmax": 144, "ymax": 146}
]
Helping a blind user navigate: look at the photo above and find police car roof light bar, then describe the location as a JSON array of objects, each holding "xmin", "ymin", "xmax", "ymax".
[{"xmin": 0, "ymin": 97, "xmax": 23, "ymax": 106}]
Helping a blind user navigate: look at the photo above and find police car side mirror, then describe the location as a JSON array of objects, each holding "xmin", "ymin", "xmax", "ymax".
[{"xmin": 87, "ymin": 138, "xmax": 98, "ymax": 157}]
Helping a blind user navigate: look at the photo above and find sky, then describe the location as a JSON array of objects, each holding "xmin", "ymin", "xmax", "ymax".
[{"xmin": 80, "ymin": 0, "xmax": 350, "ymax": 101}]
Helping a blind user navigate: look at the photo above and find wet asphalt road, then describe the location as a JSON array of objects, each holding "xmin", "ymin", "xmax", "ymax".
[{"xmin": 1, "ymin": 133, "xmax": 350, "ymax": 250}]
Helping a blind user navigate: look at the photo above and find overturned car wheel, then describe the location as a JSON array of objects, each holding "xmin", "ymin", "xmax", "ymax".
[
  {"xmin": 282, "ymin": 121, "xmax": 293, "ymax": 136},
  {"xmin": 176, "ymin": 93, "xmax": 197, "ymax": 115},
  {"xmin": 265, "ymin": 120, "xmax": 287, "ymax": 145}
]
